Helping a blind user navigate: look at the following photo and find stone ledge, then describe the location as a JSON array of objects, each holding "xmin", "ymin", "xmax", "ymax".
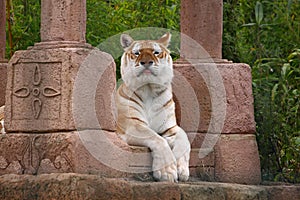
[
  {"xmin": 1, "ymin": 173, "xmax": 265, "ymax": 200},
  {"xmin": 1, "ymin": 173, "xmax": 298, "ymax": 200},
  {"xmin": 0, "ymin": 131, "xmax": 261, "ymax": 184}
]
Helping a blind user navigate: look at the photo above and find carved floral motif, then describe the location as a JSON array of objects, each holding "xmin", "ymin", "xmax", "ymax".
[{"xmin": 13, "ymin": 64, "xmax": 61, "ymax": 119}]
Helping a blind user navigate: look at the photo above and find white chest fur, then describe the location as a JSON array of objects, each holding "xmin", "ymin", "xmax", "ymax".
[{"xmin": 135, "ymin": 84, "xmax": 176, "ymax": 134}]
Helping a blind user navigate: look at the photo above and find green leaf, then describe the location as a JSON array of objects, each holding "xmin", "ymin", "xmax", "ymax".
[
  {"xmin": 242, "ymin": 23, "xmax": 256, "ymax": 27},
  {"xmin": 255, "ymin": 1, "xmax": 264, "ymax": 25},
  {"xmin": 271, "ymin": 83, "xmax": 278, "ymax": 101},
  {"xmin": 281, "ymin": 63, "xmax": 290, "ymax": 78}
]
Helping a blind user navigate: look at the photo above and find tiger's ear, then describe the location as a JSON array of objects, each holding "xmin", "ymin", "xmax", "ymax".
[
  {"xmin": 120, "ymin": 34, "xmax": 134, "ymax": 49},
  {"xmin": 157, "ymin": 32, "xmax": 171, "ymax": 47}
]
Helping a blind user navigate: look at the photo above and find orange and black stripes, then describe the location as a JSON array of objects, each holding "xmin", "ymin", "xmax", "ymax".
[{"xmin": 159, "ymin": 125, "xmax": 177, "ymax": 137}]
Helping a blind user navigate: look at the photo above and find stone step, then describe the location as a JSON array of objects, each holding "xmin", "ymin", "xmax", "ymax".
[{"xmin": 0, "ymin": 173, "xmax": 299, "ymax": 200}]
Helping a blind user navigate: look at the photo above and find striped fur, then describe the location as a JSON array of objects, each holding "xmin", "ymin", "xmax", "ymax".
[{"xmin": 116, "ymin": 33, "xmax": 190, "ymax": 182}]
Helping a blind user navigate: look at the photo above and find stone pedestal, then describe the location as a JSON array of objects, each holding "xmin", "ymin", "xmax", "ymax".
[
  {"xmin": 2, "ymin": 0, "xmax": 123, "ymax": 178},
  {"xmin": 178, "ymin": 0, "xmax": 261, "ymax": 185},
  {"xmin": 5, "ymin": 43, "xmax": 116, "ymax": 132},
  {"xmin": 173, "ymin": 60, "xmax": 261, "ymax": 185},
  {"xmin": 0, "ymin": 131, "xmax": 151, "ymax": 177}
]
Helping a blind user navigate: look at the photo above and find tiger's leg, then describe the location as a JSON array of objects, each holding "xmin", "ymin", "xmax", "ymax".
[
  {"xmin": 122, "ymin": 124, "xmax": 178, "ymax": 182},
  {"xmin": 166, "ymin": 126, "xmax": 190, "ymax": 182}
]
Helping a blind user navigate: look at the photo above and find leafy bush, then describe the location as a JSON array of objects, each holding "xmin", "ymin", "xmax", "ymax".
[
  {"xmin": 5, "ymin": 0, "xmax": 41, "ymax": 58},
  {"xmin": 86, "ymin": 0, "xmax": 180, "ymax": 46},
  {"xmin": 224, "ymin": 0, "xmax": 300, "ymax": 183},
  {"xmin": 253, "ymin": 50, "xmax": 300, "ymax": 183}
]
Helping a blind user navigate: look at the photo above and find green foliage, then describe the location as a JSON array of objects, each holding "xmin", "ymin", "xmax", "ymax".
[
  {"xmin": 86, "ymin": 0, "xmax": 180, "ymax": 78},
  {"xmin": 253, "ymin": 50, "xmax": 300, "ymax": 183},
  {"xmin": 5, "ymin": 0, "xmax": 41, "ymax": 58},
  {"xmin": 224, "ymin": 0, "xmax": 300, "ymax": 183},
  {"xmin": 86, "ymin": 0, "xmax": 180, "ymax": 47}
]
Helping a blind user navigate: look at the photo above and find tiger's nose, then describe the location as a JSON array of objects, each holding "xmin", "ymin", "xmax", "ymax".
[{"xmin": 140, "ymin": 60, "xmax": 154, "ymax": 68}]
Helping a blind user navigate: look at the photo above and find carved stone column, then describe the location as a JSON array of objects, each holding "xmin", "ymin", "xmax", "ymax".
[
  {"xmin": 0, "ymin": 0, "xmax": 7, "ymax": 106},
  {"xmin": 5, "ymin": 0, "xmax": 115, "ymax": 132},
  {"xmin": 175, "ymin": 0, "xmax": 261, "ymax": 184},
  {"xmin": 1, "ymin": 0, "xmax": 129, "ymax": 176}
]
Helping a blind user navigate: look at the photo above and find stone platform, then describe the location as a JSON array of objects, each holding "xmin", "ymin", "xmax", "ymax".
[
  {"xmin": 0, "ymin": 131, "xmax": 260, "ymax": 185},
  {"xmin": 0, "ymin": 173, "xmax": 299, "ymax": 200}
]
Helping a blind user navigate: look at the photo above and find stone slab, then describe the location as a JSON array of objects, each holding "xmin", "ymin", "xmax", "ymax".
[
  {"xmin": 215, "ymin": 134, "xmax": 261, "ymax": 185},
  {"xmin": 5, "ymin": 45, "xmax": 116, "ymax": 132},
  {"xmin": 264, "ymin": 184, "xmax": 300, "ymax": 200},
  {"xmin": 0, "ymin": 173, "xmax": 281, "ymax": 200},
  {"xmin": 0, "ymin": 62, "xmax": 7, "ymax": 106},
  {"xmin": 0, "ymin": 131, "xmax": 153, "ymax": 178},
  {"xmin": 0, "ymin": 131, "xmax": 217, "ymax": 179},
  {"xmin": 0, "ymin": 131, "xmax": 261, "ymax": 184},
  {"xmin": 173, "ymin": 61, "xmax": 256, "ymax": 134}
]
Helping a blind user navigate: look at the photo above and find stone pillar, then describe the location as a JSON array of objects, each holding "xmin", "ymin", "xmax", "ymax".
[
  {"xmin": 1, "ymin": 0, "xmax": 134, "ymax": 176},
  {"xmin": 0, "ymin": 0, "xmax": 7, "ymax": 106},
  {"xmin": 175, "ymin": 0, "xmax": 261, "ymax": 184},
  {"xmin": 5, "ymin": 0, "xmax": 116, "ymax": 132},
  {"xmin": 180, "ymin": 0, "xmax": 222, "ymax": 59},
  {"xmin": 40, "ymin": 0, "xmax": 86, "ymax": 42}
]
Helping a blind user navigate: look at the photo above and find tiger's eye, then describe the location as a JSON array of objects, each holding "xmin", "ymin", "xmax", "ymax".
[
  {"xmin": 154, "ymin": 51, "xmax": 160, "ymax": 55},
  {"xmin": 134, "ymin": 52, "xmax": 140, "ymax": 56}
]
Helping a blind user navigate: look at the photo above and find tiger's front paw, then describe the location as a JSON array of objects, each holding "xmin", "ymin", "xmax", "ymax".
[
  {"xmin": 153, "ymin": 161, "xmax": 178, "ymax": 182},
  {"xmin": 177, "ymin": 153, "xmax": 190, "ymax": 182}
]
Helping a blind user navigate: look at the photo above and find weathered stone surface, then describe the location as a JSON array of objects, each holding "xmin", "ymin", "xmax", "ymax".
[
  {"xmin": 215, "ymin": 134, "xmax": 261, "ymax": 185},
  {"xmin": 264, "ymin": 184, "xmax": 300, "ymax": 200},
  {"xmin": 0, "ymin": 130, "xmax": 218, "ymax": 179},
  {"xmin": 41, "ymin": 0, "xmax": 86, "ymax": 42},
  {"xmin": 189, "ymin": 148, "xmax": 214, "ymax": 168},
  {"xmin": 173, "ymin": 61, "xmax": 256, "ymax": 134},
  {"xmin": 5, "ymin": 46, "xmax": 116, "ymax": 132},
  {"xmin": 0, "ymin": 62, "xmax": 7, "ymax": 106},
  {"xmin": 180, "ymin": 0, "xmax": 223, "ymax": 59},
  {"xmin": 0, "ymin": 173, "xmax": 284, "ymax": 200},
  {"xmin": 0, "ymin": 131, "xmax": 152, "ymax": 177}
]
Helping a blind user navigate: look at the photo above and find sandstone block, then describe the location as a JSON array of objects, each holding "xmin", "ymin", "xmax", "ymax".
[
  {"xmin": 5, "ymin": 44, "xmax": 116, "ymax": 132},
  {"xmin": 214, "ymin": 134, "xmax": 261, "ymax": 185},
  {"xmin": 173, "ymin": 61, "xmax": 256, "ymax": 134},
  {"xmin": 0, "ymin": 131, "xmax": 152, "ymax": 177}
]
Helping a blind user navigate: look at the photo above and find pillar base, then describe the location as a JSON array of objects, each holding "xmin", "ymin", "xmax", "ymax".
[{"xmin": 5, "ymin": 43, "xmax": 116, "ymax": 132}]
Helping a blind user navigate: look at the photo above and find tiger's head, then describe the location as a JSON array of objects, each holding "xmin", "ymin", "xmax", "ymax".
[{"xmin": 120, "ymin": 33, "xmax": 173, "ymax": 91}]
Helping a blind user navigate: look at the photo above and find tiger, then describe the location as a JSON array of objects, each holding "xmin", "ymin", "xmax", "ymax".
[{"xmin": 116, "ymin": 32, "xmax": 191, "ymax": 182}]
